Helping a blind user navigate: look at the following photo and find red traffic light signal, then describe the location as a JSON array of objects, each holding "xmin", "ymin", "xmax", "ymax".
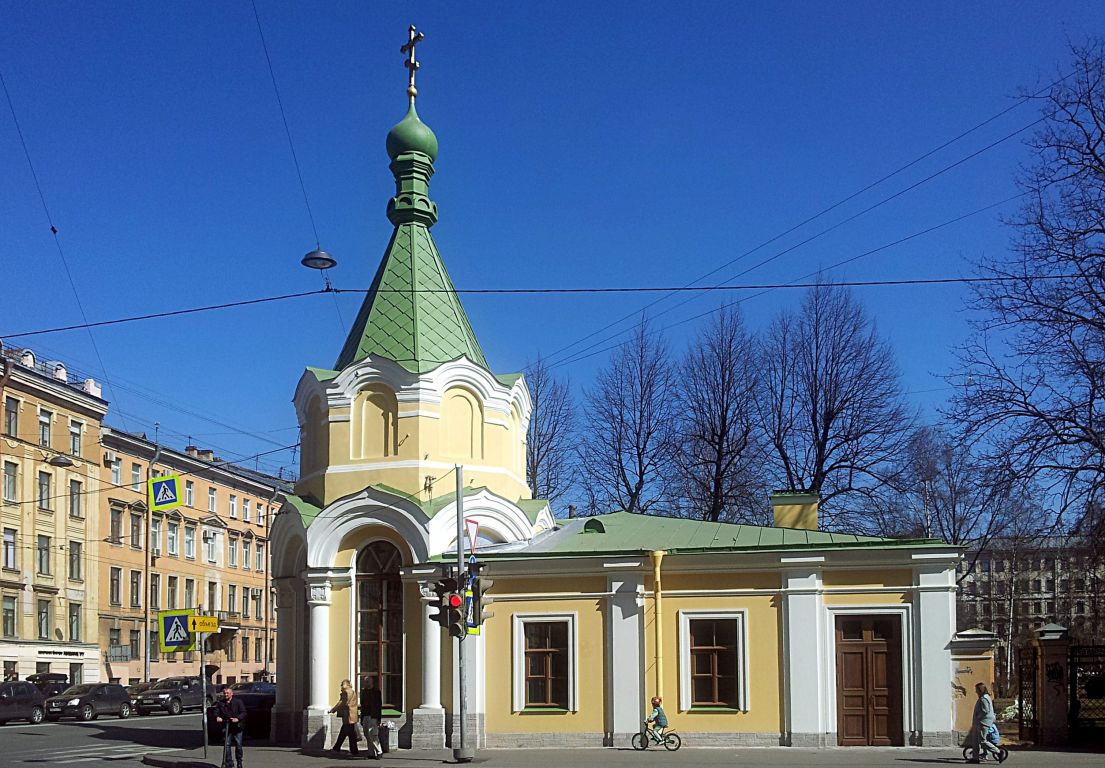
[{"xmin": 447, "ymin": 593, "xmax": 463, "ymax": 609}]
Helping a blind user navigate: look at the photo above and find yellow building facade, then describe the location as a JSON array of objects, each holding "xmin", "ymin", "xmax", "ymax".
[{"xmin": 271, "ymin": 52, "xmax": 962, "ymax": 751}]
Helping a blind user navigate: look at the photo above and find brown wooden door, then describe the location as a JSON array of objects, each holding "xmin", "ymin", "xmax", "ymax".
[{"xmin": 835, "ymin": 616, "xmax": 903, "ymax": 746}]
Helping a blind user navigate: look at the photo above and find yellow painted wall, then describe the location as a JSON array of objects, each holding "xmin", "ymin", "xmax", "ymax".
[
  {"xmin": 822, "ymin": 591, "xmax": 912, "ymax": 606},
  {"xmin": 483, "ymin": 597, "xmax": 606, "ymax": 733},
  {"xmin": 822, "ymin": 569, "xmax": 913, "ymax": 588},
  {"xmin": 329, "ymin": 583, "xmax": 352, "ymax": 701}
]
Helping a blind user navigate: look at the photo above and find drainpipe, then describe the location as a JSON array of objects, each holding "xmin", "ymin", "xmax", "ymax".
[{"xmin": 650, "ymin": 550, "xmax": 666, "ymax": 699}]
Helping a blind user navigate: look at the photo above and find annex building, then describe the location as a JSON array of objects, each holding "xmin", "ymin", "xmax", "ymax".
[{"xmin": 270, "ymin": 32, "xmax": 962, "ymax": 750}]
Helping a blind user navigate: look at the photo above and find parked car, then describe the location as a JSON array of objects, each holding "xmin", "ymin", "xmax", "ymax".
[
  {"xmin": 125, "ymin": 681, "xmax": 154, "ymax": 706},
  {"xmin": 0, "ymin": 680, "xmax": 46, "ymax": 725},
  {"xmin": 134, "ymin": 676, "xmax": 207, "ymax": 716},
  {"xmin": 44, "ymin": 683, "xmax": 132, "ymax": 721},
  {"xmin": 26, "ymin": 673, "xmax": 69, "ymax": 699}
]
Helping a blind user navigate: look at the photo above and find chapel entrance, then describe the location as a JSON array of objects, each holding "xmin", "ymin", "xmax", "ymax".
[
  {"xmin": 835, "ymin": 615, "xmax": 904, "ymax": 746},
  {"xmin": 356, "ymin": 541, "xmax": 403, "ymax": 709}
]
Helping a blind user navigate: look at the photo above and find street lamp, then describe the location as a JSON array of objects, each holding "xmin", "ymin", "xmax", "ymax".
[
  {"xmin": 300, "ymin": 249, "xmax": 337, "ymax": 271},
  {"xmin": 47, "ymin": 454, "xmax": 75, "ymax": 468}
]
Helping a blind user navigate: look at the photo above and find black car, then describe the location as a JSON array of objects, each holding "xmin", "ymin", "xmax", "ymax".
[
  {"xmin": 26, "ymin": 673, "xmax": 69, "ymax": 699},
  {"xmin": 134, "ymin": 676, "xmax": 207, "ymax": 716},
  {"xmin": 205, "ymin": 682, "xmax": 276, "ymax": 739},
  {"xmin": 126, "ymin": 681, "xmax": 154, "ymax": 706},
  {"xmin": 45, "ymin": 683, "xmax": 133, "ymax": 721},
  {"xmin": 0, "ymin": 681, "xmax": 46, "ymax": 725}
]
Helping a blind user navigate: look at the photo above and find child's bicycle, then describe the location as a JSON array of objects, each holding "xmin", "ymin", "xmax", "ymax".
[
  {"xmin": 631, "ymin": 721, "xmax": 681, "ymax": 751},
  {"xmin": 961, "ymin": 725, "xmax": 1008, "ymax": 763}
]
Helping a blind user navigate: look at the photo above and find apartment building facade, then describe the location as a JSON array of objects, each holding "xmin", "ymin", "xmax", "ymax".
[
  {"xmin": 0, "ymin": 348, "xmax": 106, "ymax": 684},
  {"xmin": 98, "ymin": 429, "xmax": 285, "ymax": 685},
  {"xmin": 957, "ymin": 536, "xmax": 1105, "ymax": 692}
]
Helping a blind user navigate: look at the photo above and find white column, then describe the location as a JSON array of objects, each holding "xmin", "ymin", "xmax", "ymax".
[
  {"xmin": 422, "ymin": 597, "xmax": 442, "ymax": 708},
  {"xmin": 915, "ymin": 563, "xmax": 956, "ymax": 746},
  {"xmin": 608, "ymin": 573, "xmax": 644, "ymax": 743},
  {"xmin": 273, "ymin": 580, "xmax": 297, "ymax": 710},
  {"xmin": 307, "ymin": 579, "xmax": 332, "ymax": 710},
  {"xmin": 782, "ymin": 564, "xmax": 827, "ymax": 747}
]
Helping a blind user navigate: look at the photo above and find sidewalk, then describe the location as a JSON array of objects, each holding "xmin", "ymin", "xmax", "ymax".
[{"xmin": 141, "ymin": 744, "xmax": 1105, "ymax": 768}]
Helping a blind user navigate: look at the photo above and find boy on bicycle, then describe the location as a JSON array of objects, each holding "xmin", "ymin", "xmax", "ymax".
[{"xmin": 646, "ymin": 696, "xmax": 668, "ymax": 740}]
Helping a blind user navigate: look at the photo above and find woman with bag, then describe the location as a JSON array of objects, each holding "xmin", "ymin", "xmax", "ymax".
[{"xmin": 329, "ymin": 679, "xmax": 360, "ymax": 756}]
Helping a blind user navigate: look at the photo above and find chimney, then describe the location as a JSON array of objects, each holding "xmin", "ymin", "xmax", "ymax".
[
  {"xmin": 567, "ymin": 504, "xmax": 577, "ymax": 519},
  {"xmin": 185, "ymin": 446, "xmax": 199, "ymax": 458},
  {"xmin": 52, "ymin": 362, "xmax": 67, "ymax": 382},
  {"xmin": 769, "ymin": 490, "xmax": 819, "ymax": 530},
  {"xmin": 20, "ymin": 349, "xmax": 35, "ymax": 368},
  {"xmin": 82, "ymin": 378, "xmax": 101, "ymax": 398}
]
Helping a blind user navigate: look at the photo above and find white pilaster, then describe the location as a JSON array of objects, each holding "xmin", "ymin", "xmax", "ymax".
[
  {"xmin": 607, "ymin": 573, "xmax": 644, "ymax": 744},
  {"xmin": 782, "ymin": 565, "xmax": 827, "ymax": 746},
  {"xmin": 422, "ymin": 597, "xmax": 442, "ymax": 708},
  {"xmin": 303, "ymin": 575, "xmax": 332, "ymax": 749},
  {"xmin": 914, "ymin": 563, "xmax": 956, "ymax": 745}
]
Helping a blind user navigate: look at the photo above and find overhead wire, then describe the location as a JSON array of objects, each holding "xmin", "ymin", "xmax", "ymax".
[{"xmin": 0, "ymin": 64, "xmax": 129, "ymax": 431}]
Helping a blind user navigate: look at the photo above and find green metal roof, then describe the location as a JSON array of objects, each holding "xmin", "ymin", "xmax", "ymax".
[
  {"xmin": 516, "ymin": 498, "xmax": 550, "ymax": 524},
  {"xmin": 284, "ymin": 494, "xmax": 323, "ymax": 527},
  {"xmin": 509, "ymin": 511, "xmax": 950, "ymax": 558}
]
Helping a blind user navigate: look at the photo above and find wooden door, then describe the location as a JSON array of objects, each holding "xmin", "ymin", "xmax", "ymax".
[{"xmin": 835, "ymin": 616, "xmax": 903, "ymax": 746}]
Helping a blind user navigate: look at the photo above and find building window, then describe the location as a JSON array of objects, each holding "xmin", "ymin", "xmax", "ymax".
[
  {"xmin": 229, "ymin": 495, "xmax": 237, "ymax": 519},
  {"xmin": 69, "ymin": 421, "xmax": 82, "ymax": 456},
  {"xmin": 109, "ymin": 507, "xmax": 123, "ymax": 543},
  {"xmin": 228, "ymin": 585, "xmax": 237, "ymax": 614},
  {"xmin": 208, "ymin": 487, "xmax": 216, "ymax": 512},
  {"xmin": 149, "ymin": 631, "xmax": 159, "ymax": 662},
  {"xmin": 243, "ymin": 540, "xmax": 251, "ymax": 571},
  {"xmin": 256, "ymin": 543, "xmax": 264, "ymax": 572},
  {"xmin": 68, "ymin": 479, "xmax": 82, "ymax": 518},
  {"xmin": 678, "ymin": 611, "xmax": 748, "ymax": 711},
  {"xmin": 207, "ymin": 582, "xmax": 218, "ymax": 612},
  {"xmin": 68, "ymin": 541, "xmax": 82, "ymax": 580},
  {"xmin": 356, "ymin": 541, "xmax": 404, "ymax": 709},
  {"xmin": 38, "ymin": 410, "xmax": 52, "ymax": 447},
  {"xmin": 514, "ymin": 615, "xmax": 575, "ymax": 710},
  {"xmin": 3, "ymin": 396, "xmax": 17, "ymax": 437},
  {"xmin": 109, "ymin": 567, "xmax": 121, "ymax": 605},
  {"xmin": 109, "ymin": 627, "xmax": 120, "ymax": 648},
  {"xmin": 167, "ymin": 522, "xmax": 179, "ymax": 555},
  {"xmin": 227, "ymin": 635, "xmax": 237, "ymax": 661},
  {"xmin": 131, "ymin": 463, "xmax": 141, "ymax": 491},
  {"xmin": 242, "ymin": 587, "xmax": 251, "ymax": 618},
  {"xmin": 37, "ymin": 599, "xmax": 50, "ymax": 639},
  {"xmin": 206, "ymin": 531, "xmax": 217, "ymax": 563},
  {"xmin": 254, "ymin": 637, "xmax": 262, "ymax": 663},
  {"xmin": 111, "ymin": 460, "xmax": 121, "ymax": 486},
  {"xmin": 3, "ymin": 595, "xmax": 17, "ymax": 637},
  {"xmin": 129, "ymin": 630, "xmax": 140, "ymax": 661},
  {"xmin": 2, "ymin": 528, "xmax": 16, "ymax": 570},
  {"xmin": 167, "ymin": 576, "xmax": 178, "ymax": 609},
  {"xmin": 68, "ymin": 603, "xmax": 81, "ymax": 641},
  {"xmin": 184, "ymin": 578, "xmax": 195, "ymax": 609},
  {"xmin": 184, "ymin": 526, "xmax": 196, "ymax": 559},
  {"xmin": 243, "ymin": 499, "xmax": 251, "ymax": 522},
  {"xmin": 130, "ymin": 570, "xmax": 142, "ymax": 607},
  {"xmin": 241, "ymin": 635, "xmax": 249, "ymax": 661},
  {"xmin": 258, "ymin": 504, "xmax": 265, "ymax": 527},
  {"xmin": 3, "ymin": 462, "xmax": 16, "ymax": 503},
  {"xmin": 36, "ymin": 535, "xmax": 51, "ymax": 575},
  {"xmin": 69, "ymin": 663, "xmax": 83, "ymax": 685},
  {"xmin": 37, "ymin": 471, "xmax": 52, "ymax": 510},
  {"xmin": 151, "ymin": 518, "xmax": 162, "ymax": 555},
  {"xmin": 228, "ymin": 536, "xmax": 238, "ymax": 567},
  {"xmin": 130, "ymin": 513, "xmax": 143, "ymax": 549},
  {"xmin": 150, "ymin": 573, "xmax": 161, "ymax": 609},
  {"xmin": 185, "ymin": 480, "xmax": 194, "ymax": 507}
]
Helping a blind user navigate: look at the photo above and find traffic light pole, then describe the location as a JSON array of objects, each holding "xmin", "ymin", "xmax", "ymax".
[{"xmin": 454, "ymin": 465, "xmax": 473, "ymax": 763}]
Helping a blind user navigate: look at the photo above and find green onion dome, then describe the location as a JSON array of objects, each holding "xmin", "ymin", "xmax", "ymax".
[{"xmin": 386, "ymin": 103, "xmax": 438, "ymax": 162}]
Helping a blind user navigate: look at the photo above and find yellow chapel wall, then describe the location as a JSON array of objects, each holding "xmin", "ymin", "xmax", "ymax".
[{"xmin": 821, "ymin": 568, "xmax": 914, "ymax": 607}]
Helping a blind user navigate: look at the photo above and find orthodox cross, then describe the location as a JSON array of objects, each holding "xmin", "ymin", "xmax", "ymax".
[{"xmin": 401, "ymin": 25, "xmax": 425, "ymax": 103}]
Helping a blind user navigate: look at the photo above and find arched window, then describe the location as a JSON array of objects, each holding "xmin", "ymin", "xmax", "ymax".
[
  {"xmin": 356, "ymin": 541, "xmax": 403, "ymax": 710},
  {"xmin": 353, "ymin": 386, "xmax": 398, "ymax": 459}
]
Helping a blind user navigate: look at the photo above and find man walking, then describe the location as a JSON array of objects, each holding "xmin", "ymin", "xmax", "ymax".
[{"xmin": 214, "ymin": 686, "xmax": 247, "ymax": 768}]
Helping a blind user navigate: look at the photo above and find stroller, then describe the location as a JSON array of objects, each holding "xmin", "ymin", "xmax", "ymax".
[{"xmin": 962, "ymin": 723, "xmax": 1008, "ymax": 763}]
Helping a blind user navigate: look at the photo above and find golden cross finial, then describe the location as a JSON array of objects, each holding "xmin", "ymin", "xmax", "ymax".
[{"xmin": 401, "ymin": 25, "xmax": 425, "ymax": 104}]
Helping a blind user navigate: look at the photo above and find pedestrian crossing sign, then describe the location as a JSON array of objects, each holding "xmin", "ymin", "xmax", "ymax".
[
  {"xmin": 149, "ymin": 474, "xmax": 182, "ymax": 512},
  {"xmin": 158, "ymin": 609, "xmax": 195, "ymax": 652}
]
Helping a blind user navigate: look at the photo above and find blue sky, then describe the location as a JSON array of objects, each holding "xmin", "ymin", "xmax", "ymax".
[{"xmin": 0, "ymin": 1, "xmax": 1099, "ymax": 480}]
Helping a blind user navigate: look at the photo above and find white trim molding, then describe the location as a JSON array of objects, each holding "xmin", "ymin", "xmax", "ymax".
[
  {"xmin": 511, "ymin": 612, "xmax": 578, "ymax": 713},
  {"xmin": 677, "ymin": 609, "xmax": 750, "ymax": 713}
]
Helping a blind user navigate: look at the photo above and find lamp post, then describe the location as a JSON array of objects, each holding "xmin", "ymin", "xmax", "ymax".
[{"xmin": 144, "ymin": 443, "xmax": 162, "ymax": 682}]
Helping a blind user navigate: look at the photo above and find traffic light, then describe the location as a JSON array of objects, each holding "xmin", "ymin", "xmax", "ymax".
[
  {"xmin": 429, "ymin": 576, "xmax": 459, "ymax": 628},
  {"xmin": 469, "ymin": 562, "xmax": 494, "ymax": 632},
  {"xmin": 446, "ymin": 588, "xmax": 466, "ymax": 639}
]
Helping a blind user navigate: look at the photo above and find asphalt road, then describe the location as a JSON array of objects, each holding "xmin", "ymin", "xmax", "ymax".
[{"xmin": 1, "ymin": 711, "xmax": 203, "ymax": 765}]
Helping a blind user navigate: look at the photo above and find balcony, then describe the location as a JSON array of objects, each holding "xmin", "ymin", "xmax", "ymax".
[
  {"xmin": 106, "ymin": 645, "xmax": 132, "ymax": 662},
  {"xmin": 216, "ymin": 611, "xmax": 240, "ymax": 632}
]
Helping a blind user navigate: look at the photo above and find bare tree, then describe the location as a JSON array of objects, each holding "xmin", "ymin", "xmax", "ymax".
[
  {"xmin": 950, "ymin": 40, "xmax": 1105, "ymax": 515},
  {"xmin": 524, "ymin": 356, "xmax": 575, "ymax": 504},
  {"xmin": 578, "ymin": 319, "xmax": 678, "ymax": 514},
  {"xmin": 758, "ymin": 283, "xmax": 914, "ymax": 529},
  {"xmin": 675, "ymin": 306, "xmax": 768, "ymax": 524}
]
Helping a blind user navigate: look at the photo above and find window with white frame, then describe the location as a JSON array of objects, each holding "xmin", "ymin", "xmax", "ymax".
[
  {"xmin": 130, "ymin": 570, "xmax": 141, "ymax": 607},
  {"xmin": 228, "ymin": 584, "xmax": 237, "ymax": 614},
  {"xmin": 150, "ymin": 517, "xmax": 162, "ymax": 555},
  {"xmin": 184, "ymin": 526, "xmax": 196, "ymax": 559},
  {"xmin": 256, "ymin": 543, "xmax": 264, "ymax": 572},
  {"xmin": 36, "ymin": 535, "xmax": 51, "ymax": 575},
  {"xmin": 38, "ymin": 410, "xmax": 52, "ymax": 447},
  {"xmin": 205, "ymin": 530, "xmax": 217, "ymax": 563},
  {"xmin": 243, "ymin": 498, "xmax": 251, "ymax": 522},
  {"xmin": 2, "ymin": 528, "xmax": 16, "ymax": 570},
  {"xmin": 167, "ymin": 575, "xmax": 178, "ymax": 609},
  {"xmin": 68, "ymin": 479, "xmax": 82, "ymax": 517},
  {"xmin": 184, "ymin": 480, "xmax": 194, "ymax": 507},
  {"xmin": 229, "ymin": 495, "xmax": 237, "ymax": 518},
  {"xmin": 228, "ymin": 536, "xmax": 238, "ymax": 567},
  {"xmin": 242, "ymin": 586, "xmax": 250, "ymax": 618},
  {"xmin": 109, "ymin": 567, "xmax": 121, "ymax": 604},
  {"xmin": 512, "ymin": 613, "xmax": 577, "ymax": 712},
  {"xmin": 37, "ymin": 471, "xmax": 52, "ymax": 510},
  {"xmin": 3, "ymin": 397, "xmax": 17, "ymax": 438},
  {"xmin": 131, "ymin": 463, "xmax": 141, "ymax": 491},
  {"xmin": 208, "ymin": 487, "xmax": 216, "ymax": 512},
  {"xmin": 167, "ymin": 521, "xmax": 179, "ymax": 555},
  {"xmin": 69, "ymin": 421, "xmax": 82, "ymax": 456},
  {"xmin": 678, "ymin": 610, "xmax": 748, "ymax": 711},
  {"xmin": 111, "ymin": 460, "xmax": 121, "ymax": 486},
  {"xmin": 3, "ymin": 462, "xmax": 16, "ymax": 503},
  {"xmin": 242, "ymin": 539, "xmax": 251, "ymax": 570},
  {"xmin": 257, "ymin": 504, "xmax": 265, "ymax": 527}
]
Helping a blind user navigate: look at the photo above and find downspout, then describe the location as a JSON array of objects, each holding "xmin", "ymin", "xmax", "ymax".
[{"xmin": 651, "ymin": 550, "xmax": 666, "ymax": 699}]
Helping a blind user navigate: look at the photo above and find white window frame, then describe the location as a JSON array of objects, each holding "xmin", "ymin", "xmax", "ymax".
[
  {"xmin": 3, "ymin": 462, "xmax": 16, "ymax": 503},
  {"xmin": 208, "ymin": 487, "xmax": 216, "ymax": 513},
  {"xmin": 184, "ymin": 526, "xmax": 196, "ymax": 560},
  {"xmin": 511, "ymin": 612, "xmax": 579, "ymax": 713},
  {"xmin": 167, "ymin": 521, "xmax": 179, "ymax": 556},
  {"xmin": 242, "ymin": 539, "xmax": 251, "ymax": 571},
  {"xmin": 150, "ymin": 517, "xmax": 162, "ymax": 555},
  {"xmin": 229, "ymin": 495, "xmax": 237, "ymax": 519},
  {"xmin": 205, "ymin": 530, "xmax": 217, "ymax": 563},
  {"xmin": 256, "ymin": 543, "xmax": 264, "ymax": 572},
  {"xmin": 228, "ymin": 536, "xmax": 238, "ymax": 567},
  {"xmin": 111, "ymin": 460, "xmax": 121, "ymax": 486},
  {"xmin": 243, "ymin": 498, "xmax": 251, "ymax": 522},
  {"xmin": 185, "ymin": 480, "xmax": 194, "ymax": 507},
  {"xmin": 131, "ymin": 463, "xmax": 141, "ymax": 491},
  {"xmin": 677, "ymin": 609, "xmax": 750, "ymax": 713}
]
